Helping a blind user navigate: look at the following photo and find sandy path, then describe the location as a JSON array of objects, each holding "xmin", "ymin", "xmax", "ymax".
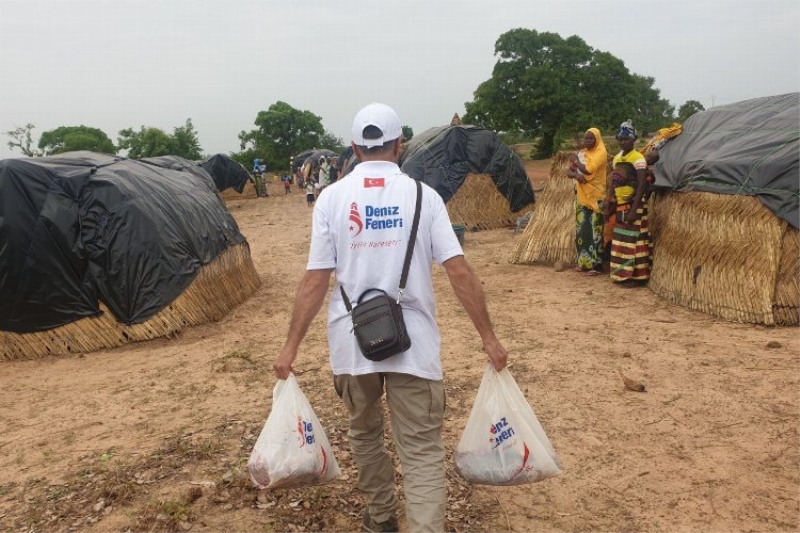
[{"xmin": 0, "ymin": 183, "xmax": 797, "ymax": 532}]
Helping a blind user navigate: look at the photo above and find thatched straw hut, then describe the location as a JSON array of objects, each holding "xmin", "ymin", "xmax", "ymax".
[
  {"xmin": 512, "ymin": 93, "xmax": 799, "ymax": 326},
  {"xmin": 649, "ymin": 192, "xmax": 798, "ymax": 325},
  {"xmin": 509, "ymin": 152, "xmax": 578, "ymax": 264},
  {"xmin": 648, "ymin": 93, "xmax": 799, "ymax": 325},
  {"xmin": 1, "ymin": 244, "xmax": 260, "ymax": 359},
  {"xmin": 0, "ymin": 151, "xmax": 261, "ymax": 360},
  {"xmin": 400, "ymin": 125, "xmax": 535, "ymax": 230},
  {"xmin": 445, "ymin": 173, "xmax": 534, "ymax": 230}
]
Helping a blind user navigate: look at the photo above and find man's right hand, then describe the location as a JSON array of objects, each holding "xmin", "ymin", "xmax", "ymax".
[{"xmin": 273, "ymin": 345, "xmax": 297, "ymax": 380}]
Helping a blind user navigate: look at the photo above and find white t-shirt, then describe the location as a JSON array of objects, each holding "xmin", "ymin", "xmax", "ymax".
[{"xmin": 307, "ymin": 160, "xmax": 463, "ymax": 380}]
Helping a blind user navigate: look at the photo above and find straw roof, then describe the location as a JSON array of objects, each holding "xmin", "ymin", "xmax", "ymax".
[
  {"xmin": 1, "ymin": 242, "xmax": 261, "ymax": 360},
  {"xmin": 447, "ymin": 173, "xmax": 534, "ymax": 230},
  {"xmin": 221, "ymin": 179, "xmax": 259, "ymax": 200}
]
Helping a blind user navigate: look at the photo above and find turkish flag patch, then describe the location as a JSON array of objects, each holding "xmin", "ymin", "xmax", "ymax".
[{"xmin": 364, "ymin": 177, "xmax": 385, "ymax": 188}]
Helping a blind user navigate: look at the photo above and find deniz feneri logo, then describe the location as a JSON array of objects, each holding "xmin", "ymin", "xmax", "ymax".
[
  {"xmin": 490, "ymin": 416, "xmax": 534, "ymax": 479},
  {"xmin": 348, "ymin": 202, "xmax": 403, "ymax": 238},
  {"xmin": 297, "ymin": 417, "xmax": 316, "ymax": 447},
  {"xmin": 296, "ymin": 416, "xmax": 330, "ymax": 479},
  {"xmin": 349, "ymin": 202, "xmax": 363, "ymax": 237},
  {"xmin": 489, "ymin": 417, "xmax": 515, "ymax": 448}
]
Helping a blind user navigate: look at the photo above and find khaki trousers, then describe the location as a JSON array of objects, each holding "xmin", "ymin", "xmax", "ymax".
[{"xmin": 334, "ymin": 372, "xmax": 446, "ymax": 533}]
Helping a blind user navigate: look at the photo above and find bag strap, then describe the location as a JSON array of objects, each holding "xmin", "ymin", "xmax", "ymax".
[
  {"xmin": 340, "ymin": 179, "xmax": 422, "ymax": 311},
  {"xmin": 397, "ymin": 179, "xmax": 422, "ymax": 302}
]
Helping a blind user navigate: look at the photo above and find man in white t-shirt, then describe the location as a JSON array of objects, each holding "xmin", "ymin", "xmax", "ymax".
[{"xmin": 273, "ymin": 102, "xmax": 508, "ymax": 533}]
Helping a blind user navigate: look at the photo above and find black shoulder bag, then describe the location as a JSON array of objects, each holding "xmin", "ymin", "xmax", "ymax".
[{"xmin": 339, "ymin": 180, "xmax": 422, "ymax": 361}]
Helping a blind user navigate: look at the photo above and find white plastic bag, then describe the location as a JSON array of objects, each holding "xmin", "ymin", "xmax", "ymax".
[
  {"xmin": 455, "ymin": 364, "xmax": 562, "ymax": 485},
  {"xmin": 247, "ymin": 373, "xmax": 341, "ymax": 489}
]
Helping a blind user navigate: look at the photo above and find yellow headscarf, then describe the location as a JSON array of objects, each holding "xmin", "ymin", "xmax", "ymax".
[{"xmin": 575, "ymin": 127, "xmax": 608, "ymax": 212}]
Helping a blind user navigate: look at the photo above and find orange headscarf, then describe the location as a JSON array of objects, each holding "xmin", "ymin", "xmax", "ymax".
[{"xmin": 575, "ymin": 127, "xmax": 608, "ymax": 212}]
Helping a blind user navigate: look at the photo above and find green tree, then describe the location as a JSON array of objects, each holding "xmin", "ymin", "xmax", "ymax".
[
  {"xmin": 318, "ymin": 131, "xmax": 345, "ymax": 152},
  {"xmin": 402, "ymin": 125, "xmax": 414, "ymax": 141},
  {"xmin": 5, "ymin": 123, "xmax": 42, "ymax": 157},
  {"xmin": 237, "ymin": 101, "xmax": 333, "ymax": 168},
  {"xmin": 117, "ymin": 126, "xmax": 173, "ymax": 158},
  {"xmin": 625, "ymin": 75, "xmax": 675, "ymax": 137},
  {"xmin": 170, "ymin": 118, "xmax": 203, "ymax": 160},
  {"xmin": 463, "ymin": 29, "xmax": 673, "ymax": 158},
  {"xmin": 38, "ymin": 125, "xmax": 116, "ymax": 155},
  {"xmin": 677, "ymin": 100, "xmax": 705, "ymax": 123},
  {"xmin": 117, "ymin": 119, "xmax": 203, "ymax": 159}
]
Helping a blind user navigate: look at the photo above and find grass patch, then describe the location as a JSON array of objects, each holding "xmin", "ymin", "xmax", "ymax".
[{"xmin": 213, "ymin": 348, "xmax": 263, "ymax": 374}]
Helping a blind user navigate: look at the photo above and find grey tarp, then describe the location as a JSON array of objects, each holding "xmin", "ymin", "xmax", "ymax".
[
  {"xmin": 0, "ymin": 151, "xmax": 246, "ymax": 333},
  {"xmin": 653, "ymin": 93, "xmax": 799, "ymax": 228},
  {"xmin": 399, "ymin": 125, "xmax": 534, "ymax": 212}
]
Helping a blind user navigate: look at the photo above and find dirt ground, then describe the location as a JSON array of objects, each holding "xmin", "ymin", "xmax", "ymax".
[{"xmin": 1, "ymin": 162, "xmax": 798, "ymax": 533}]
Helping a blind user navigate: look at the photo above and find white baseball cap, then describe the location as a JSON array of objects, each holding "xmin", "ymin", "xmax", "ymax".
[{"xmin": 351, "ymin": 102, "xmax": 402, "ymax": 147}]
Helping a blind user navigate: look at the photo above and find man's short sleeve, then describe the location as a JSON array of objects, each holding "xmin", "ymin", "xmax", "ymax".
[
  {"xmin": 429, "ymin": 192, "xmax": 463, "ymax": 265},
  {"xmin": 307, "ymin": 198, "xmax": 337, "ymax": 270}
]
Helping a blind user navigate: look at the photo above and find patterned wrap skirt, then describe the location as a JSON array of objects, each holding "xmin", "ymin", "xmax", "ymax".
[
  {"xmin": 575, "ymin": 200, "xmax": 604, "ymax": 271},
  {"xmin": 609, "ymin": 203, "xmax": 651, "ymax": 282}
]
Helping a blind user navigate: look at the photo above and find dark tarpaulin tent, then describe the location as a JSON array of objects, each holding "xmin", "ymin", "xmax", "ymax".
[
  {"xmin": 139, "ymin": 155, "xmax": 217, "ymax": 189},
  {"xmin": 399, "ymin": 125, "xmax": 534, "ymax": 212},
  {"xmin": 298, "ymin": 149, "xmax": 336, "ymax": 182},
  {"xmin": 199, "ymin": 154, "xmax": 251, "ymax": 193},
  {"xmin": 139, "ymin": 154, "xmax": 251, "ymax": 194},
  {"xmin": 653, "ymin": 92, "xmax": 799, "ymax": 229},
  {"xmin": 292, "ymin": 149, "xmax": 315, "ymax": 171},
  {"xmin": 305, "ymin": 149, "xmax": 336, "ymax": 167},
  {"xmin": 292, "ymin": 149, "xmax": 335, "ymax": 172},
  {"xmin": 0, "ymin": 151, "xmax": 246, "ymax": 333}
]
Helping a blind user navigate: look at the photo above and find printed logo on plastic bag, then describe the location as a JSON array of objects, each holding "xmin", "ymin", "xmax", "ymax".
[
  {"xmin": 455, "ymin": 364, "xmax": 562, "ymax": 486},
  {"xmin": 247, "ymin": 374, "xmax": 341, "ymax": 489}
]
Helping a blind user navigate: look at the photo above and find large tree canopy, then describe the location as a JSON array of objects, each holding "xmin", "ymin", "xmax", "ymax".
[
  {"xmin": 237, "ymin": 101, "xmax": 342, "ymax": 170},
  {"xmin": 38, "ymin": 125, "xmax": 116, "ymax": 155},
  {"xmin": 463, "ymin": 29, "xmax": 674, "ymax": 158},
  {"xmin": 118, "ymin": 119, "xmax": 202, "ymax": 160}
]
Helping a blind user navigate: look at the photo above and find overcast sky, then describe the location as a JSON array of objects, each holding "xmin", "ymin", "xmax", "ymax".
[{"xmin": 1, "ymin": 0, "xmax": 798, "ymax": 160}]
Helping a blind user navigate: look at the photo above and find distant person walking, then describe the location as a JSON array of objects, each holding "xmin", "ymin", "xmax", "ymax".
[
  {"xmin": 250, "ymin": 159, "xmax": 269, "ymax": 197},
  {"xmin": 282, "ymin": 174, "xmax": 291, "ymax": 195},
  {"xmin": 305, "ymin": 179, "xmax": 315, "ymax": 207}
]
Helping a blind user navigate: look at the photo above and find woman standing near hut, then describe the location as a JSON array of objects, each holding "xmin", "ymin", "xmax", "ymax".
[
  {"xmin": 607, "ymin": 121, "xmax": 651, "ymax": 284},
  {"xmin": 567, "ymin": 127, "xmax": 608, "ymax": 275}
]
